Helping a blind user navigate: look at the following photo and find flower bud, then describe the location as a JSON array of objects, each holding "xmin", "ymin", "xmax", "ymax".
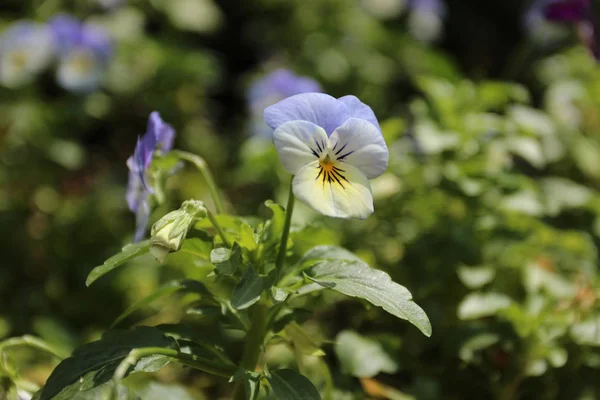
[{"xmin": 150, "ymin": 199, "xmax": 207, "ymax": 262}]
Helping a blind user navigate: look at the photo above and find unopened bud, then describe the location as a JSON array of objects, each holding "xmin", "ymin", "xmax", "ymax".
[{"xmin": 150, "ymin": 199, "xmax": 208, "ymax": 262}]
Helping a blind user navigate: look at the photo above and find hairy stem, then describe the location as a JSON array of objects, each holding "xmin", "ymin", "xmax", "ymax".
[{"xmin": 174, "ymin": 150, "xmax": 226, "ymax": 214}]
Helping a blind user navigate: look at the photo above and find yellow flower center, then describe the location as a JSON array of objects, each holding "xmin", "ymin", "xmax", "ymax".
[{"xmin": 317, "ymin": 156, "xmax": 349, "ymax": 188}]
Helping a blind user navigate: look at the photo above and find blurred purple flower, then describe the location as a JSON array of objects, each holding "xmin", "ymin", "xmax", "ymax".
[
  {"xmin": 247, "ymin": 69, "xmax": 322, "ymax": 136},
  {"xmin": 126, "ymin": 112, "xmax": 175, "ymax": 242},
  {"xmin": 49, "ymin": 14, "xmax": 113, "ymax": 92},
  {"xmin": 0, "ymin": 21, "xmax": 54, "ymax": 88},
  {"xmin": 543, "ymin": 0, "xmax": 599, "ymax": 59}
]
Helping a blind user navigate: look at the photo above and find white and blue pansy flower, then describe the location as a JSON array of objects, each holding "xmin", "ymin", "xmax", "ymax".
[
  {"xmin": 126, "ymin": 112, "xmax": 176, "ymax": 242},
  {"xmin": 265, "ymin": 93, "xmax": 388, "ymax": 219},
  {"xmin": 0, "ymin": 21, "xmax": 54, "ymax": 88},
  {"xmin": 49, "ymin": 15, "xmax": 112, "ymax": 93}
]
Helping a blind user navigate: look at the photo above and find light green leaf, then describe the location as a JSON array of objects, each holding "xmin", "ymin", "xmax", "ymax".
[
  {"xmin": 38, "ymin": 327, "xmax": 177, "ymax": 400},
  {"xmin": 231, "ymin": 267, "xmax": 263, "ymax": 310},
  {"xmin": 137, "ymin": 382, "xmax": 197, "ymax": 400},
  {"xmin": 457, "ymin": 293, "xmax": 512, "ymax": 320},
  {"xmin": 335, "ymin": 330, "xmax": 397, "ymax": 378},
  {"xmin": 457, "ymin": 265, "xmax": 496, "ymax": 289},
  {"xmin": 285, "ymin": 322, "xmax": 325, "ymax": 357},
  {"xmin": 306, "ymin": 260, "xmax": 431, "ymax": 337},
  {"xmin": 210, "ymin": 243, "xmax": 242, "ymax": 275},
  {"xmin": 111, "ymin": 280, "xmax": 208, "ymax": 328},
  {"xmin": 300, "ymin": 246, "xmax": 363, "ymax": 264},
  {"xmin": 267, "ymin": 369, "xmax": 321, "ymax": 400},
  {"xmin": 86, "ymin": 241, "xmax": 150, "ymax": 286}
]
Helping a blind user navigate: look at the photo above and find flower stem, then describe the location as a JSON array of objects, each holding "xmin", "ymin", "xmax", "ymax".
[
  {"xmin": 174, "ymin": 150, "xmax": 226, "ymax": 214},
  {"xmin": 206, "ymin": 208, "xmax": 232, "ymax": 247},
  {"xmin": 232, "ymin": 303, "xmax": 268, "ymax": 400},
  {"xmin": 275, "ymin": 180, "xmax": 295, "ymax": 274}
]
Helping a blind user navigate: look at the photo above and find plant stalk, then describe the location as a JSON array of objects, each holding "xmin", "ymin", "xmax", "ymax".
[
  {"xmin": 207, "ymin": 208, "xmax": 232, "ymax": 247},
  {"xmin": 275, "ymin": 180, "xmax": 295, "ymax": 274},
  {"xmin": 174, "ymin": 150, "xmax": 226, "ymax": 214},
  {"xmin": 232, "ymin": 303, "xmax": 268, "ymax": 400}
]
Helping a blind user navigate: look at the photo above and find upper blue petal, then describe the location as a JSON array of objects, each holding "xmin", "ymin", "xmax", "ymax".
[
  {"xmin": 264, "ymin": 93, "xmax": 349, "ymax": 135},
  {"xmin": 337, "ymin": 95, "xmax": 382, "ymax": 133},
  {"xmin": 147, "ymin": 111, "xmax": 175, "ymax": 152}
]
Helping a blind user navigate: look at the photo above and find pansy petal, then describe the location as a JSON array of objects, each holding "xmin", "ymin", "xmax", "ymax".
[
  {"xmin": 337, "ymin": 95, "xmax": 382, "ymax": 132},
  {"xmin": 328, "ymin": 118, "xmax": 389, "ymax": 179},
  {"xmin": 273, "ymin": 120, "xmax": 328, "ymax": 174},
  {"xmin": 264, "ymin": 93, "xmax": 349, "ymax": 134},
  {"xmin": 293, "ymin": 160, "xmax": 374, "ymax": 219},
  {"xmin": 133, "ymin": 198, "xmax": 150, "ymax": 242}
]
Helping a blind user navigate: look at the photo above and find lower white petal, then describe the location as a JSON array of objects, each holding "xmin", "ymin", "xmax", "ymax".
[{"xmin": 293, "ymin": 160, "xmax": 374, "ymax": 219}]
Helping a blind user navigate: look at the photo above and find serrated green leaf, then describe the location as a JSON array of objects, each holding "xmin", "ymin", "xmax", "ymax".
[
  {"xmin": 306, "ymin": 260, "xmax": 431, "ymax": 337},
  {"xmin": 267, "ymin": 369, "xmax": 321, "ymax": 400},
  {"xmin": 38, "ymin": 327, "xmax": 177, "ymax": 400},
  {"xmin": 231, "ymin": 267, "xmax": 263, "ymax": 310},
  {"xmin": 111, "ymin": 280, "xmax": 209, "ymax": 328},
  {"xmin": 210, "ymin": 243, "xmax": 242, "ymax": 275},
  {"xmin": 335, "ymin": 330, "xmax": 398, "ymax": 378},
  {"xmin": 86, "ymin": 241, "xmax": 150, "ymax": 286}
]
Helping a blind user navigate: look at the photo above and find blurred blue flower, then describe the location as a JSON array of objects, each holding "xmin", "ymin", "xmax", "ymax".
[
  {"xmin": 266, "ymin": 93, "xmax": 388, "ymax": 219},
  {"xmin": 49, "ymin": 14, "xmax": 113, "ymax": 93},
  {"xmin": 407, "ymin": 0, "xmax": 446, "ymax": 43},
  {"xmin": 247, "ymin": 69, "xmax": 322, "ymax": 136},
  {"xmin": 126, "ymin": 112, "xmax": 175, "ymax": 242},
  {"xmin": 0, "ymin": 21, "xmax": 54, "ymax": 88},
  {"xmin": 543, "ymin": 0, "xmax": 598, "ymax": 59}
]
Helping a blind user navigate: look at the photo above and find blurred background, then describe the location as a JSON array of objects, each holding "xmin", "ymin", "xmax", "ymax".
[{"xmin": 2, "ymin": 0, "xmax": 600, "ymax": 398}]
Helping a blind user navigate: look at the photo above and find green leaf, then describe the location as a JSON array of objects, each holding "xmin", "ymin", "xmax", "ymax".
[
  {"xmin": 137, "ymin": 382, "xmax": 198, "ymax": 400},
  {"xmin": 300, "ymin": 246, "xmax": 363, "ymax": 264},
  {"xmin": 231, "ymin": 267, "xmax": 264, "ymax": 310},
  {"xmin": 111, "ymin": 280, "xmax": 209, "ymax": 328},
  {"xmin": 267, "ymin": 369, "xmax": 321, "ymax": 400},
  {"xmin": 457, "ymin": 293, "xmax": 512, "ymax": 320},
  {"xmin": 334, "ymin": 330, "xmax": 398, "ymax": 378},
  {"xmin": 260, "ymin": 201, "xmax": 285, "ymax": 245},
  {"xmin": 306, "ymin": 260, "xmax": 432, "ymax": 337},
  {"xmin": 86, "ymin": 241, "xmax": 150, "ymax": 286},
  {"xmin": 284, "ymin": 322, "xmax": 325, "ymax": 357},
  {"xmin": 457, "ymin": 265, "xmax": 496, "ymax": 289},
  {"xmin": 38, "ymin": 326, "xmax": 177, "ymax": 400},
  {"xmin": 210, "ymin": 243, "xmax": 242, "ymax": 275}
]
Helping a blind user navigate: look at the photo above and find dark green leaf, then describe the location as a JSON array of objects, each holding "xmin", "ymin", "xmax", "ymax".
[
  {"xmin": 231, "ymin": 267, "xmax": 263, "ymax": 310},
  {"xmin": 86, "ymin": 241, "xmax": 150, "ymax": 286},
  {"xmin": 111, "ymin": 280, "xmax": 209, "ymax": 328},
  {"xmin": 306, "ymin": 260, "xmax": 432, "ymax": 337},
  {"xmin": 39, "ymin": 326, "xmax": 177, "ymax": 400},
  {"xmin": 267, "ymin": 369, "xmax": 321, "ymax": 400}
]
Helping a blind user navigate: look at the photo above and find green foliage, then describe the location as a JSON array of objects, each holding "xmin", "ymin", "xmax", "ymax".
[
  {"xmin": 266, "ymin": 368, "xmax": 321, "ymax": 400},
  {"xmin": 86, "ymin": 241, "xmax": 150, "ymax": 286},
  {"xmin": 38, "ymin": 327, "xmax": 177, "ymax": 400},
  {"xmin": 306, "ymin": 260, "xmax": 432, "ymax": 337}
]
